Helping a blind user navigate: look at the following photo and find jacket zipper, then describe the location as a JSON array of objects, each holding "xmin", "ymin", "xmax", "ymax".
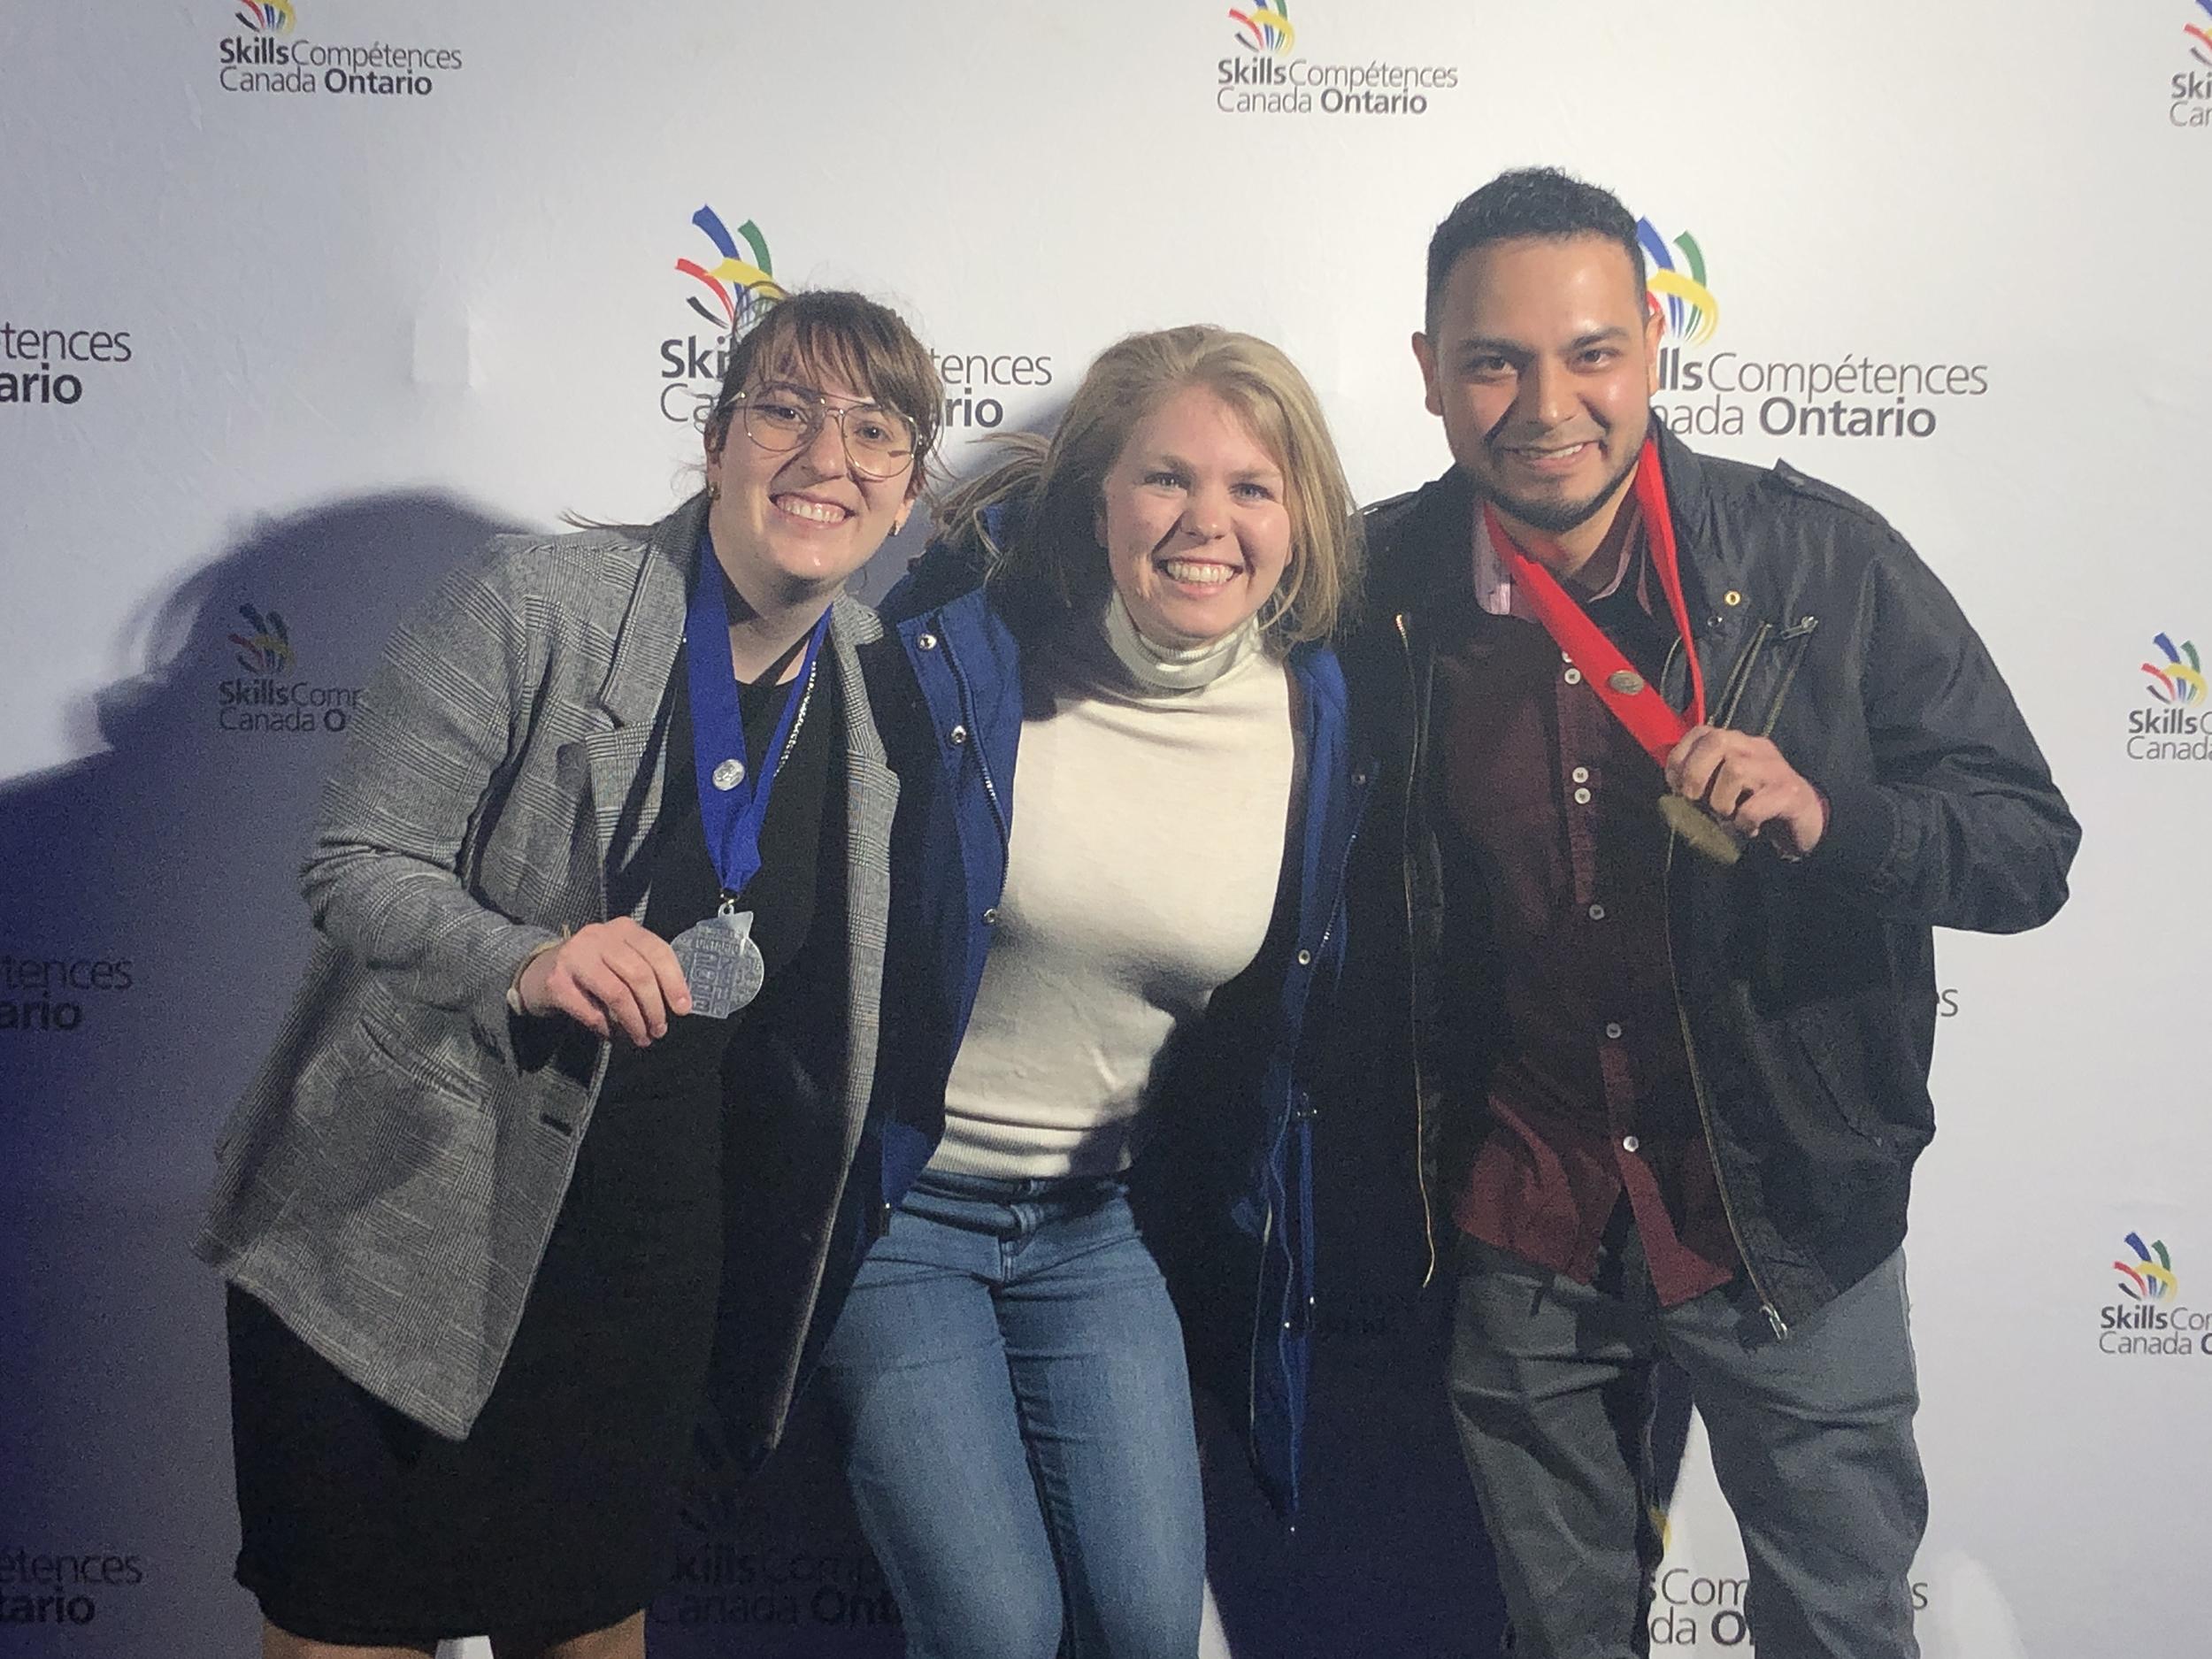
[
  {"xmin": 1711, "ymin": 623, "xmax": 1769, "ymax": 729},
  {"xmin": 1661, "ymin": 831, "xmax": 1788, "ymax": 1340},
  {"xmin": 1395, "ymin": 613, "xmax": 1439, "ymax": 1288},
  {"xmin": 1248, "ymin": 1193, "xmax": 1274, "ymax": 1455},
  {"xmin": 1248, "ymin": 686, "xmax": 1370, "ymax": 1507},
  {"xmin": 935, "ymin": 620, "xmax": 1010, "ymax": 846},
  {"xmin": 1756, "ymin": 616, "xmax": 1819, "ymax": 739},
  {"xmin": 1662, "ymin": 616, "xmax": 1787, "ymax": 1337}
]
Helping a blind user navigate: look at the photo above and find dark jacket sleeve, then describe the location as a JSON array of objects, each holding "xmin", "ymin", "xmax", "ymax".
[
  {"xmin": 879, "ymin": 535, "xmax": 990, "ymax": 626},
  {"xmin": 1803, "ymin": 530, "xmax": 2079, "ymax": 933}
]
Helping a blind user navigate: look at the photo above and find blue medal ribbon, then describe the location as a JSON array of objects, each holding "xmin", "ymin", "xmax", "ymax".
[{"xmin": 683, "ymin": 535, "xmax": 831, "ymax": 907}]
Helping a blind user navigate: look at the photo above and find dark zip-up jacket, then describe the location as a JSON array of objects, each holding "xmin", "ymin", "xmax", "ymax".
[
  {"xmin": 860, "ymin": 549, "xmax": 1368, "ymax": 1515},
  {"xmin": 1335, "ymin": 420, "xmax": 2079, "ymax": 1331}
]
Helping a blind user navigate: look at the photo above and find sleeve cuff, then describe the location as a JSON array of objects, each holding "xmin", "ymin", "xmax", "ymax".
[{"xmin": 1803, "ymin": 780, "xmax": 1898, "ymax": 887}]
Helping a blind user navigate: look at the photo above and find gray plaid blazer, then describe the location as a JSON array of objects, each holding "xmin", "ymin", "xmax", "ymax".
[{"xmin": 196, "ymin": 495, "xmax": 896, "ymax": 1446}]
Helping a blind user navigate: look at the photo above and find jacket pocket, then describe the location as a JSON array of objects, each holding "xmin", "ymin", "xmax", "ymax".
[
  {"xmin": 1716, "ymin": 615, "xmax": 1819, "ymax": 736},
  {"xmin": 1779, "ymin": 998, "xmax": 1917, "ymax": 1155},
  {"xmin": 355, "ymin": 978, "xmax": 499, "ymax": 1111}
]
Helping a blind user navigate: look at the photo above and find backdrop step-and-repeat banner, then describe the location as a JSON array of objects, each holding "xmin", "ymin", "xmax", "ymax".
[{"xmin": 4, "ymin": 2, "xmax": 2208, "ymax": 1655}]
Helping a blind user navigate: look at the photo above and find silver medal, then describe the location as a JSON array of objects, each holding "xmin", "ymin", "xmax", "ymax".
[{"xmin": 670, "ymin": 909, "xmax": 766, "ymax": 1018}]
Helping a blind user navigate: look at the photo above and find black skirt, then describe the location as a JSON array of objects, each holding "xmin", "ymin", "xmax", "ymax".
[{"xmin": 228, "ymin": 650, "xmax": 834, "ymax": 1644}]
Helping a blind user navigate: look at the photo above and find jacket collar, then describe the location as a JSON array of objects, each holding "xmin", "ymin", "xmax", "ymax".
[
  {"xmin": 1372, "ymin": 417, "xmax": 1748, "ymax": 632},
  {"xmin": 593, "ymin": 493, "xmax": 703, "ymax": 727},
  {"xmin": 1367, "ymin": 465, "xmax": 1478, "ymax": 624},
  {"xmin": 592, "ymin": 491, "xmax": 887, "ymax": 741}
]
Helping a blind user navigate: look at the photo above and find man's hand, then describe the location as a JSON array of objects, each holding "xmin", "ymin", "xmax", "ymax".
[
  {"xmin": 516, "ymin": 918, "xmax": 692, "ymax": 1044},
  {"xmin": 1663, "ymin": 726, "xmax": 1828, "ymax": 859}
]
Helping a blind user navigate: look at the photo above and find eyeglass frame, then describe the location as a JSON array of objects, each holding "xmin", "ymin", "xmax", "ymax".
[{"xmin": 718, "ymin": 381, "xmax": 922, "ymax": 482}]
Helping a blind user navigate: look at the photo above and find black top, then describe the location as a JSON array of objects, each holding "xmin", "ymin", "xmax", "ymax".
[{"xmin": 602, "ymin": 645, "xmax": 835, "ymax": 1100}]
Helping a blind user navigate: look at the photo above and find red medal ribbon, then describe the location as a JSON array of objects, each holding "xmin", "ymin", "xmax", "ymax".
[{"xmin": 1483, "ymin": 438, "xmax": 1707, "ymax": 766}]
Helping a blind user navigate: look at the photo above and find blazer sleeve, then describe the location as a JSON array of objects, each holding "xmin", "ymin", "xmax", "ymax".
[
  {"xmin": 1803, "ymin": 530, "xmax": 2080, "ymax": 934},
  {"xmin": 299, "ymin": 540, "xmax": 564, "ymax": 1063}
]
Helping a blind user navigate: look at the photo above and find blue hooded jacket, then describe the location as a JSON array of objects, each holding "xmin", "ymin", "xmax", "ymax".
[{"xmin": 860, "ymin": 551, "xmax": 1367, "ymax": 1517}]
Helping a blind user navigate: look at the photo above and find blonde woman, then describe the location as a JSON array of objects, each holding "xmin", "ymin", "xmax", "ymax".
[{"xmin": 819, "ymin": 326, "xmax": 1365, "ymax": 1658}]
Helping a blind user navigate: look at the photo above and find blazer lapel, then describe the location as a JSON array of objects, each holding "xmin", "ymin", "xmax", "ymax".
[{"xmin": 569, "ymin": 497, "xmax": 699, "ymax": 909}]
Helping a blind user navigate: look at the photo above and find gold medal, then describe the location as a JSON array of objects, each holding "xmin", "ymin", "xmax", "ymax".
[{"xmin": 1657, "ymin": 793, "xmax": 1746, "ymax": 866}]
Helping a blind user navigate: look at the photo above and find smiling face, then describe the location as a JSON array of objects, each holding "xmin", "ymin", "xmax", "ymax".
[
  {"xmin": 703, "ymin": 363, "xmax": 916, "ymax": 613},
  {"xmin": 1094, "ymin": 385, "xmax": 1294, "ymax": 649},
  {"xmin": 1414, "ymin": 234, "xmax": 1663, "ymax": 556}
]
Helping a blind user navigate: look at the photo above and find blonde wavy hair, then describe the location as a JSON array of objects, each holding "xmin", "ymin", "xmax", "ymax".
[{"xmin": 933, "ymin": 326, "xmax": 1361, "ymax": 649}]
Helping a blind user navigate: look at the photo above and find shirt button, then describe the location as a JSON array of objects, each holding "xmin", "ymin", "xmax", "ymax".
[
  {"xmin": 1571, "ymin": 766, "xmax": 1590, "ymax": 784},
  {"xmin": 1604, "ymin": 1021, "xmax": 1624, "ymax": 1040},
  {"xmin": 1623, "ymin": 1133, "xmax": 1641, "ymax": 1154},
  {"xmin": 1573, "ymin": 787, "xmax": 1593, "ymax": 805},
  {"xmin": 981, "ymin": 907, "xmax": 999, "ymax": 926},
  {"xmin": 918, "ymin": 631, "xmax": 939, "ymax": 650},
  {"xmin": 1296, "ymin": 949, "xmax": 1313, "ymax": 966},
  {"xmin": 1563, "ymin": 667, "xmax": 1584, "ymax": 686},
  {"xmin": 949, "ymin": 724, "xmax": 968, "ymax": 745},
  {"xmin": 1588, "ymin": 902, "xmax": 1607, "ymax": 921}
]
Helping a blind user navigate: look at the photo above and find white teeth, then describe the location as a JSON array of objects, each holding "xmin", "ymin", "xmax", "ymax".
[
  {"xmin": 775, "ymin": 496, "xmax": 849, "ymax": 524},
  {"xmin": 1162, "ymin": 560, "xmax": 1235, "ymax": 585}
]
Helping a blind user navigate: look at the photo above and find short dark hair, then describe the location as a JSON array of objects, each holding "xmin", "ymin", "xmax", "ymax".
[{"xmin": 1424, "ymin": 168, "xmax": 1646, "ymax": 335}]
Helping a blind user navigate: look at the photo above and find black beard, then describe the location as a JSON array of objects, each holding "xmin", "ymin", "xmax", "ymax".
[{"xmin": 1476, "ymin": 439, "xmax": 1641, "ymax": 535}]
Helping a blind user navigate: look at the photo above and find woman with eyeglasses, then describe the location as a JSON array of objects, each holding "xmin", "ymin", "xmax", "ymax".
[
  {"xmin": 200, "ymin": 290, "xmax": 938, "ymax": 1659},
  {"xmin": 818, "ymin": 326, "xmax": 1367, "ymax": 1658}
]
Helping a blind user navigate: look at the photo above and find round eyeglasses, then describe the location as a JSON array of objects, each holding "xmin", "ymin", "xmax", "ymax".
[{"xmin": 729, "ymin": 383, "xmax": 918, "ymax": 481}]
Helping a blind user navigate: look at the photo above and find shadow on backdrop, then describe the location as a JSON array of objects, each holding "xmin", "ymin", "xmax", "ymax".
[{"xmin": 1, "ymin": 493, "xmax": 525, "ymax": 1657}]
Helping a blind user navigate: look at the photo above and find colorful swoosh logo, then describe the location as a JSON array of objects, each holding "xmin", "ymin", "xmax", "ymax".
[
  {"xmin": 1638, "ymin": 219, "xmax": 1719, "ymax": 347},
  {"xmin": 2142, "ymin": 634, "xmax": 2206, "ymax": 705},
  {"xmin": 675, "ymin": 206, "xmax": 789, "ymax": 332},
  {"xmin": 229, "ymin": 603, "xmax": 295, "ymax": 673},
  {"xmin": 236, "ymin": 1, "xmax": 296, "ymax": 32},
  {"xmin": 2116, "ymin": 1233, "xmax": 2178, "ymax": 1302},
  {"xmin": 1229, "ymin": 4, "xmax": 1295, "ymax": 54}
]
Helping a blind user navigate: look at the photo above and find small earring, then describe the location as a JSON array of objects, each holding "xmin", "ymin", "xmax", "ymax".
[{"xmin": 707, "ymin": 480, "xmax": 721, "ymax": 503}]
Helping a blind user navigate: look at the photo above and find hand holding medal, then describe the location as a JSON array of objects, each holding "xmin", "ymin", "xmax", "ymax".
[
  {"xmin": 1485, "ymin": 440, "xmax": 1819, "ymax": 867},
  {"xmin": 1663, "ymin": 725, "xmax": 1827, "ymax": 862},
  {"xmin": 514, "ymin": 917, "xmax": 694, "ymax": 1044}
]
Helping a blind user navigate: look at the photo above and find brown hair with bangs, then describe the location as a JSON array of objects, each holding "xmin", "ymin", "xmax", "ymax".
[{"xmin": 703, "ymin": 289, "xmax": 942, "ymax": 498}]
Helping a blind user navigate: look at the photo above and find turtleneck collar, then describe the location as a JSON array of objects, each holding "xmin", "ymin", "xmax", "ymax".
[{"xmin": 1098, "ymin": 589, "xmax": 1264, "ymax": 695}]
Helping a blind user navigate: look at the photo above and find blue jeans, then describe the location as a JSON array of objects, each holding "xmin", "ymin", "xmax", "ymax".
[{"xmin": 816, "ymin": 1169, "xmax": 1204, "ymax": 1659}]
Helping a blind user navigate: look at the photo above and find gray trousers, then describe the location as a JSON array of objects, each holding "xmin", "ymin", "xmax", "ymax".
[{"xmin": 1448, "ymin": 1227, "xmax": 1927, "ymax": 1659}]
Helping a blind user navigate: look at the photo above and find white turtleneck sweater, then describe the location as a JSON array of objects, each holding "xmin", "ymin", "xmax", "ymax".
[{"xmin": 929, "ymin": 603, "xmax": 1298, "ymax": 1180}]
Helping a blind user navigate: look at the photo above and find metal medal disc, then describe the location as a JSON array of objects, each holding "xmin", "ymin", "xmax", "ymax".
[
  {"xmin": 670, "ymin": 910, "xmax": 766, "ymax": 1018},
  {"xmin": 1656, "ymin": 793, "xmax": 1746, "ymax": 866}
]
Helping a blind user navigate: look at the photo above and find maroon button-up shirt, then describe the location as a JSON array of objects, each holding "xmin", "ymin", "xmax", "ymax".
[{"xmin": 1433, "ymin": 513, "xmax": 1738, "ymax": 1307}]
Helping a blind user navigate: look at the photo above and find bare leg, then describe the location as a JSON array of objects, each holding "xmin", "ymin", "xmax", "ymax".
[
  {"xmin": 491, "ymin": 1611, "xmax": 648, "ymax": 1659},
  {"xmin": 262, "ymin": 1622, "xmax": 434, "ymax": 1659}
]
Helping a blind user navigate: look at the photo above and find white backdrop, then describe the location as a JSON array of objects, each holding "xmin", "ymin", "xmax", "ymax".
[{"xmin": 4, "ymin": 1, "xmax": 2208, "ymax": 1654}]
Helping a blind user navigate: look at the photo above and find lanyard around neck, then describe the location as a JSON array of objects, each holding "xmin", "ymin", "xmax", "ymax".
[
  {"xmin": 682, "ymin": 538, "xmax": 831, "ymax": 904},
  {"xmin": 1482, "ymin": 438, "xmax": 1707, "ymax": 765}
]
